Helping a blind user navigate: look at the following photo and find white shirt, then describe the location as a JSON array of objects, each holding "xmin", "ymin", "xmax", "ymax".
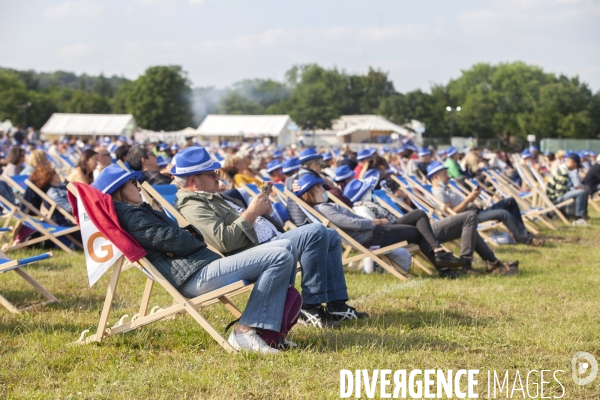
[{"xmin": 224, "ymin": 199, "xmax": 281, "ymax": 243}]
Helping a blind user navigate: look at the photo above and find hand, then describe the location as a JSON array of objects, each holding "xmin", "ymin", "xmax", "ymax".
[
  {"xmin": 292, "ymin": 179, "xmax": 301, "ymax": 193},
  {"xmin": 380, "ymin": 218, "xmax": 390, "ymax": 225},
  {"xmin": 247, "ymin": 193, "xmax": 272, "ymax": 216}
]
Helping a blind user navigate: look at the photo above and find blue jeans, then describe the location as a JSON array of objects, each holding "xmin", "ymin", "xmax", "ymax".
[
  {"xmin": 554, "ymin": 189, "xmax": 588, "ymax": 218},
  {"xmin": 477, "ymin": 198, "xmax": 533, "ymax": 244},
  {"xmin": 269, "ymin": 224, "xmax": 348, "ymax": 305},
  {"xmin": 179, "ymin": 239, "xmax": 296, "ymax": 332}
]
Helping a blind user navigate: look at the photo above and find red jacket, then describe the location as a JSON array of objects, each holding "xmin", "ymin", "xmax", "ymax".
[{"xmin": 68, "ymin": 182, "xmax": 146, "ymax": 262}]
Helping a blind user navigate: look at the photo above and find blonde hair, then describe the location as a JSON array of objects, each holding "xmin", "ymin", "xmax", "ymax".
[
  {"xmin": 27, "ymin": 150, "xmax": 48, "ymax": 168},
  {"xmin": 555, "ymin": 150, "xmax": 566, "ymax": 159}
]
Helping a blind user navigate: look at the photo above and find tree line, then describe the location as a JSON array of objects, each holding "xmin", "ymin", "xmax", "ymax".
[{"xmin": 1, "ymin": 62, "xmax": 598, "ymax": 141}]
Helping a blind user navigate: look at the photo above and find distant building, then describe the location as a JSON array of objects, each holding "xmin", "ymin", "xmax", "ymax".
[
  {"xmin": 40, "ymin": 113, "xmax": 136, "ymax": 141},
  {"xmin": 196, "ymin": 115, "xmax": 297, "ymax": 145}
]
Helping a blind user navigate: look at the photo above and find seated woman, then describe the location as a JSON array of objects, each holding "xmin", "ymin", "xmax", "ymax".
[
  {"xmin": 220, "ymin": 155, "xmax": 263, "ymax": 188},
  {"xmin": 295, "ymin": 174, "xmax": 465, "ymax": 278},
  {"xmin": 92, "ymin": 165, "xmax": 297, "ymax": 354},
  {"xmin": 29, "ymin": 166, "xmax": 72, "ymax": 216},
  {"xmin": 2, "ymin": 146, "xmax": 26, "ymax": 177},
  {"xmin": 22, "ymin": 149, "xmax": 50, "ymax": 176},
  {"xmin": 67, "ymin": 149, "xmax": 98, "ymax": 184}
]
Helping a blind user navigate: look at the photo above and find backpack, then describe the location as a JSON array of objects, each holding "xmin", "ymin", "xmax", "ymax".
[{"xmin": 225, "ymin": 286, "xmax": 302, "ymax": 349}]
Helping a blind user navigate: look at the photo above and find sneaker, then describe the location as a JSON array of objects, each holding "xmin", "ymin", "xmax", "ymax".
[
  {"xmin": 487, "ymin": 260, "xmax": 519, "ymax": 276},
  {"xmin": 438, "ymin": 268, "xmax": 460, "ymax": 279},
  {"xmin": 227, "ymin": 329, "xmax": 280, "ymax": 354},
  {"xmin": 528, "ymin": 235, "xmax": 546, "ymax": 247},
  {"xmin": 572, "ymin": 218, "xmax": 589, "ymax": 227},
  {"xmin": 326, "ymin": 302, "xmax": 369, "ymax": 321},
  {"xmin": 461, "ymin": 265, "xmax": 482, "ymax": 275},
  {"xmin": 434, "ymin": 250, "xmax": 466, "ymax": 269},
  {"xmin": 298, "ymin": 306, "xmax": 341, "ymax": 329}
]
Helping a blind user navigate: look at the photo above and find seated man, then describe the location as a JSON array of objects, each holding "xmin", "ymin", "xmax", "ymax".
[
  {"xmin": 92, "ymin": 166, "xmax": 296, "ymax": 354},
  {"xmin": 266, "ymin": 160, "xmax": 285, "ymax": 184},
  {"xmin": 172, "ymin": 147, "xmax": 367, "ymax": 329},
  {"xmin": 128, "ymin": 145, "xmax": 172, "ymax": 185},
  {"xmin": 582, "ymin": 153, "xmax": 600, "ymax": 197},
  {"xmin": 443, "ymin": 146, "xmax": 467, "ymax": 185},
  {"xmin": 546, "ymin": 153, "xmax": 589, "ymax": 226},
  {"xmin": 427, "ymin": 161, "xmax": 544, "ymax": 246}
]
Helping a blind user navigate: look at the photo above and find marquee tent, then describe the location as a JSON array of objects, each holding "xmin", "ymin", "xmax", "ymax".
[
  {"xmin": 196, "ymin": 115, "xmax": 296, "ymax": 145},
  {"xmin": 41, "ymin": 113, "xmax": 136, "ymax": 140}
]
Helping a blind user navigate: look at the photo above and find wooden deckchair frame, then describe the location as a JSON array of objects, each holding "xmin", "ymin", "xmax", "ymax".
[
  {"xmin": 284, "ymin": 189, "xmax": 411, "ymax": 280},
  {"xmin": 67, "ymin": 184, "xmax": 252, "ymax": 352},
  {"xmin": 0, "ymin": 251, "xmax": 58, "ymax": 313},
  {"xmin": 24, "ymin": 179, "xmax": 79, "ymax": 225},
  {"xmin": 0, "ymin": 194, "xmax": 81, "ymax": 253},
  {"xmin": 327, "ymin": 191, "xmax": 434, "ymax": 276}
]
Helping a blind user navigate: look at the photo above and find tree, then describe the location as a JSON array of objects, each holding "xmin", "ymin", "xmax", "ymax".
[
  {"xmin": 127, "ymin": 65, "xmax": 193, "ymax": 131},
  {"xmin": 0, "ymin": 72, "xmax": 30, "ymax": 124},
  {"xmin": 217, "ymin": 92, "xmax": 263, "ymax": 115},
  {"xmin": 93, "ymin": 74, "xmax": 114, "ymax": 97},
  {"xmin": 67, "ymin": 90, "xmax": 111, "ymax": 114}
]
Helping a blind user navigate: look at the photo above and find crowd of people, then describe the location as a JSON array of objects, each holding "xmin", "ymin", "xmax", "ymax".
[{"xmin": 1, "ymin": 129, "xmax": 598, "ymax": 354}]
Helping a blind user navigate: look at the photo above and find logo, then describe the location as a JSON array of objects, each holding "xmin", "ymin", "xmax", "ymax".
[{"xmin": 572, "ymin": 352, "xmax": 598, "ymax": 386}]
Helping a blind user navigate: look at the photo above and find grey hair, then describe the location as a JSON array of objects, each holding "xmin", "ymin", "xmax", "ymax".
[{"xmin": 172, "ymin": 176, "xmax": 189, "ymax": 189}]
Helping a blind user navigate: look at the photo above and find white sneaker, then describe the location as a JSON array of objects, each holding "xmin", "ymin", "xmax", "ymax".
[
  {"xmin": 227, "ymin": 329, "xmax": 280, "ymax": 354},
  {"xmin": 572, "ymin": 218, "xmax": 589, "ymax": 227}
]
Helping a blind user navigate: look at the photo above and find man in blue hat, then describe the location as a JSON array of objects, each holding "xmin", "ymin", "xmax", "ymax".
[
  {"xmin": 128, "ymin": 145, "xmax": 172, "ymax": 185},
  {"xmin": 266, "ymin": 159, "xmax": 285, "ymax": 183},
  {"xmin": 427, "ymin": 161, "xmax": 544, "ymax": 247},
  {"xmin": 547, "ymin": 153, "xmax": 589, "ymax": 226},
  {"xmin": 174, "ymin": 147, "xmax": 367, "ymax": 328},
  {"xmin": 353, "ymin": 148, "xmax": 377, "ymax": 178},
  {"xmin": 443, "ymin": 146, "xmax": 466, "ymax": 184},
  {"xmin": 583, "ymin": 153, "xmax": 600, "ymax": 197}
]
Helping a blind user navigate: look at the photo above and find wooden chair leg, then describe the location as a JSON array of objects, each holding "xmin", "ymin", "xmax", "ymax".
[{"xmin": 95, "ymin": 258, "xmax": 124, "ymax": 343}]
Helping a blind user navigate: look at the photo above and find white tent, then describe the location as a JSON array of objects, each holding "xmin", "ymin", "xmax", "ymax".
[
  {"xmin": 335, "ymin": 115, "xmax": 410, "ymax": 137},
  {"xmin": 41, "ymin": 113, "xmax": 136, "ymax": 138},
  {"xmin": 196, "ymin": 115, "xmax": 296, "ymax": 145}
]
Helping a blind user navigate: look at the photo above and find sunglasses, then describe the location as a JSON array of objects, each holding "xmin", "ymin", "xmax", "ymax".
[
  {"xmin": 196, "ymin": 170, "xmax": 219, "ymax": 178},
  {"xmin": 129, "ymin": 178, "xmax": 139, "ymax": 188}
]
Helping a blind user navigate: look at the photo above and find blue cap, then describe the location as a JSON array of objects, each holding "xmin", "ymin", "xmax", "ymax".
[
  {"xmin": 362, "ymin": 169, "xmax": 380, "ymax": 182},
  {"xmin": 156, "ymin": 155, "xmax": 168, "ymax": 168},
  {"xmin": 299, "ymin": 148, "xmax": 322, "ymax": 163},
  {"xmin": 446, "ymin": 146, "xmax": 458, "ymax": 157},
  {"xmin": 589, "ymin": 151, "xmax": 597, "ymax": 158},
  {"xmin": 333, "ymin": 165, "xmax": 355, "ymax": 182},
  {"xmin": 417, "ymin": 147, "xmax": 431, "ymax": 157},
  {"xmin": 356, "ymin": 148, "xmax": 377, "ymax": 161},
  {"xmin": 567, "ymin": 153, "xmax": 581, "ymax": 168},
  {"xmin": 321, "ymin": 151, "xmax": 333, "ymax": 161},
  {"xmin": 102, "ymin": 137, "xmax": 111, "ymax": 144},
  {"xmin": 437, "ymin": 149, "xmax": 446, "ymax": 158},
  {"xmin": 529, "ymin": 145, "xmax": 539, "ymax": 152},
  {"xmin": 266, "ymin": 159, "xmax": 283, "ymax": 173},
  {"xmin": 171, "ymin": 144, "xmax": 179, "ymax": 151},
  {"xmin": 426, "ymin": 161, "xmax": 447, "ymax": 179},
  {"xmin": 170, "ymin": 147, "xmax": 221, "ymax": 177},
  {"xmin": 92, "ymin": 165, "xmax": 143, "ymax": 195},
  {"xmin": 521, "ymin": 149, "xmax": 532, "ymax": 159},
  {"xmin": 381, "ymin": 146, "xmax": 390, "ymax": 153},
  {"xmin": 272, "ymin": 150, "xmax": 283, "ymax": 158},
  {"xmin": 118, "ymin": 136, "xmax": 127, "ymax": 142},
  {"xmin": 295, "ymin": 174, "xmax": 324, "ymax": 196},
  {"xmin": 159, "ymin": 143, "xmax": 169, "ymax": 151},
  {"xmin": 544, "ymin": 150, "xmax": 552, "ymax": 156},
  {"xmin": 282, "ymin": 158, "xmax": 301, "ymax": 174},
  {"xmin": 343, "ymin": 179, "xmax": 372, "ymax": 203}
]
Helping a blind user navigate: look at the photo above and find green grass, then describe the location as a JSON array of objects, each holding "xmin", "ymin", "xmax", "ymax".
[{"xmin": 1, "ymin": 214, "xmax": 600, "ymax": 399}]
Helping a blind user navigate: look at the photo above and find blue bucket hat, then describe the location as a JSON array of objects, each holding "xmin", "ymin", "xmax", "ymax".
[
  {"xmin": 102, "ymin": 137, "xmax": 111, "ymax": 145},
  {"xmin": 446, "ymin": 146, "xmax": 458, "ymax": 157},
  {"xmin": 282, "ymin": 158, "xmax": 301, "ymax": 174},
  {"xmin": 521, "ymin": 149, "xmax": 532, "ymax": 159},
  {"xmin": 321, "ymin": 151, "xmax": 333, "ymax": 162},
  {"xmin": 343, "ymin": 179, "xmax": 372, "ymax": 203},
  {"xmin": 272, "ymin": 150, "xmax": 283, "ymax": 158},
  {"xmin": 295, "ymin": 174, "xmax": 324, "ymax": 196},
  {"xmin": 362, "ymin": 169, "xmax": 381, "ymax": 182},
  {"xmin": 356, "ymin": 148, "xmax": 377, "ymax": 161},
  {"xmin": 107, "ymin": 143, "xmax": 118, "ymax": 153},
  {"xmin": 170, "ymin": 147, "xmax": 221, "ymax": 177},
  {"xmin": 298, "ymin": 148, "xmax": 322, "ymax": 163},
  {"xmin": 118, "ymin": 136, "xmax": 127, "ymax": 142},
  {"xmin": 529, "ymin": 145, "xmax": 539, "ymax": 153},
  {"xmin": 92, "ymin": 165, "xmax": 143, "ymax": 195},
  {"xmin": 267, "ymin": 159, "xmax": 283, "ymax": 173},
  {"xmin": 333, "ymin": 165, "xmax": 355, "ymax": 182},
  {"xmin": 156, "ymin": 155, "xmax": 168, "ymax": 168},
  {"xmin": 171, "ymin": 144, "xmax": 179, "ymax": 151},
  {"xmin": 426, "ymin": 161, "xmax": 447, "ymax": 179},
  {"xmin": 159, "ymin": 143, "xmax": 169, "ymax": 151},
  {"xmin": 417, "ymin": 147, "xmax": 431, "ymax": 157}
]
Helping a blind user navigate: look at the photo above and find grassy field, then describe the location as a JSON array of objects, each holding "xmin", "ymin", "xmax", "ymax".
[{"xmin": 1, "ymin": 214, "xmax": 600, "ymax": 399}]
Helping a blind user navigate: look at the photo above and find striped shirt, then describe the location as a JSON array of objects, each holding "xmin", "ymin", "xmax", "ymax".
[{"xmin": 546, "ymin": 164, "xmax": 570, "ymax": 200}]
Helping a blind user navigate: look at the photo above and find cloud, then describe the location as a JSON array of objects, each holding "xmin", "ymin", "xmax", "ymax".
[
  {"xmin": 45, "ymin": 1, "xmax": 104, "ymax": 18},
  {"xmin": 56, "ymin": 43, "xmax": 92, "ymax": 58}
]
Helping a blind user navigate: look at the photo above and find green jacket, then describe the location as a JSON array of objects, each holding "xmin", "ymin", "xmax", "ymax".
[
  {"xmin": 444, "ymin": 158, "xmax": 464, "ymax": 179},
  {"xmin": 175, "ymin": 190, "xmax": 284, "ymax": 256}
]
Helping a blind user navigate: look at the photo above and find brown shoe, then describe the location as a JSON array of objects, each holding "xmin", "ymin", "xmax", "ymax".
[
  {"xmin": 528, "ymin": 236, "xmax": 545, "ymax": 247},
  {"xmin": 488, "ymin": 260, "xmax": 519, "ymax": 276},
  {"xmin": 461, "ymin": 265, "xmax": 482, "ymax": 275},
  {"xmin": 486, "ymin": 260, "xmax": 503, "ymax": 273}
]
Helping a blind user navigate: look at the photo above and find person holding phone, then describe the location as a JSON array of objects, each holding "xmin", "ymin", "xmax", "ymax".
[{"xmin": 428, "ymin": 161, "xmax": 544, "ymax": 247}]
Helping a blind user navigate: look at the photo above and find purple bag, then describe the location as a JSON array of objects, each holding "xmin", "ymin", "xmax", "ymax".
[{"xmin": 259, "ymin": 286, "xmax": 302, "ymax": 348}]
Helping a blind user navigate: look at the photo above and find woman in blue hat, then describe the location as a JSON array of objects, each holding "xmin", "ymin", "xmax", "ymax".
[
  {"xmin": 296, "ymin": 175, "xmax": 465, "ymax": 277},
  {"xmin": 93, "ymin": 165, "xmax": 297, "ymax": 354}
]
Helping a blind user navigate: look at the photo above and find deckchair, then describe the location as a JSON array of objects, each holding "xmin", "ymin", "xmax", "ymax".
[
  {"xmin": 67, "ymin": 185, "xmax": 252, "ymax": 352},
  {"xmin": 1, "ymin": 175, "xmax": 47, "ymax": 218},
  {"xmin": 284, "ymin": 189, "xmax": 411, "ymax": 280},
  {"xmin": 0, "ymin": 251, "xmax": 58, "ymax": 313},
  {"xmin": 0, "ymin": 194, "xmax": 82, "ymax": 253},
  {"xmin": 24, "ymin": 179, "xmax": 78, "ymax": 226},
  {"xmin": 327, "ymin": 191, "xmax": 435, "ymax": 276}
]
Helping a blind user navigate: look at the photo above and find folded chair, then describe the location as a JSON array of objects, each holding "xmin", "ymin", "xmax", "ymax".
[
  {"xmin": 67, "ymin": 185, "xmax": 253, "ymax": 352},
  {"xmin": 24, "ymin": 179, "xmax": 79, "ymax": 226},
  {"xmin": 284, "ymin": 189, "xmax": 411, "ymax": 280},
  {"xmin": 0, "ymin": 251, "xmax": 58, "ymax": 313}
]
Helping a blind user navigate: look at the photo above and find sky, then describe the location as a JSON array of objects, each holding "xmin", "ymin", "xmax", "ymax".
[{"xmin": 2, "ymin": 0, "xmax": 600, "ymax": 92}]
